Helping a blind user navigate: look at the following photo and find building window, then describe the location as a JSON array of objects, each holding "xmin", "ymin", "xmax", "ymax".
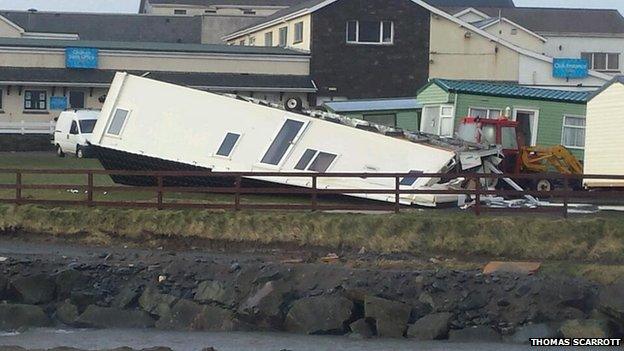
[
  {"xmin": 0, "ymin": 89, "xmax": 3, "ymax": 110},
  {"xmin": 293, "ymin": 21, "xmax": 304, "ymax": 44},
  {"xmin": 294, "ymin": 149, "xmax": 337, "ymax": 172},
  {"xmin": 249, "ymin": 36, "xmax": 256, "ymax": 46},
  {"xmin": 24, "ymin": 90, "xmax": 47, "ymax": 110},
  {"xmin": 264, "ymin": 32, "xmax": 273, "ymax": 47},
  {"xmin": 261, "ymin": 119, "xmax": 305, "ymax": 165},
  {"xmin": 581, "ymin": 52, "xmax": 620, "ymax": 72},
  {"xmin": 216, "ymin": 132, "xmax": 241, "ymax": 157},
  {"xmin": 69, "ymin": 91, "xmax": 85, "ymax": 109},
  {"xmin": 243, "ymin": 9, "xmax": 256, "ymax": 15},
  {"xmin": 205, "ymin": 9, "xmax": 217, "ymax": 14},
  {"xmin": 107, "ymin": 108, "xmax": 129, "ymax": 136},
  {"xmin": 173, "ymin": 9, "xmax": 187, "ymax": 15},
  {"xmin": 562, "ymin": 115, "xmax": 585, "ymax": 149},
  {"xmin": 239, "ymin": 39, "xmax": 245, "ymax": 45},
  {"xmin": 468, "ymin": 107, "xmax": 502, "ymax": 119},
  {"xmin": 363, "ymin": 113, "xmax": 396, "ymax": 127},
  {"xmin": 279, "ymin": 26, "xmax": 288, "ymax": 47},
  {"xmin": 346, "ymin": 20, "xmax": 393, "ymax": 44}
]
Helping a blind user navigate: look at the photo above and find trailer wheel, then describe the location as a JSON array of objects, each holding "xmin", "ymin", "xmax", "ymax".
[
  {"xmin": 285, "ymin": 97, "xmax": 303, "ymax": 112},
  {"xmin": 56, "ymin": 145, "xmax": 65, "ymax": 158},
  {"xmin": 535, "ymin": 179, "xmax": 553, "ymax": 193}
]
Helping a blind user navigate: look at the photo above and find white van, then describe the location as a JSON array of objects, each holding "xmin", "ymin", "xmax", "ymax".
[{"xmin": 53, "ymin": 110, "xmax": 100, "ymax": 158}]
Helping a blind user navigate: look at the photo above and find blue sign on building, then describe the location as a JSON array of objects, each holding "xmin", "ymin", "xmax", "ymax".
[
  {"xmin": 50, "ymin": 96, "xmax": 68, "ymax": 110},
  {"xmin": 65, "ymin": 47, "xmax": 99, "ymax": 69},
  {"xmin": 553, "ymin": 58, "xmax": 588, "ymax": 79}
]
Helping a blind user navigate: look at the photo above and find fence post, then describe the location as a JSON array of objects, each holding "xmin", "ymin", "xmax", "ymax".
[
  {"xmin": 87, "ymin": 171, "xmax": 94, "ymax": 207},
  {"xmin": 234, "ymin": 175, "xmax": 242, "ymax": 211},
  {"xmin": 474, "ymin": 175, "xmax": 481, "ymax": 216},
  {"xmin": 311, "ymin": 175, "xmax": 318, "ymax": 212},
  {"xmin": 15, "ymin": 171, "xmax": 22, "ymax": 205},
  {"xmin": 157, "ymin": 175, "xmax": 163, "ymax": 210},
  {"xmin": 394, "ymin": 176, "xmax": 400, "ymax": 214},
  {"xmin": 563, "ymin": 175, "xmax": 569, "ymax": 219}
]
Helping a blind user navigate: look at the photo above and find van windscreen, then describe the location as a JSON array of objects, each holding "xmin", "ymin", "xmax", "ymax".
[{"xmin": 79, "ymin": 120, "xmax": 97, "ymax": 134}]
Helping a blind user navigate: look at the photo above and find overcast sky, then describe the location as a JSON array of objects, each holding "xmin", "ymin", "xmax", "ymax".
[{"xmin": 0, "ymin": 0, "xmax": 621, "ymax": 14}]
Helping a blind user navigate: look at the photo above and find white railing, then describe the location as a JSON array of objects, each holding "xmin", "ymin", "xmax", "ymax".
[{"xmin": 0, "ymin": 121, "xmax": 56, "ymax": 135}]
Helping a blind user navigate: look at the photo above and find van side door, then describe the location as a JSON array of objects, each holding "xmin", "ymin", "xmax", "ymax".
[{"xmin": 66, "ymin": 120, "xmax": 79, "ymax": 154}]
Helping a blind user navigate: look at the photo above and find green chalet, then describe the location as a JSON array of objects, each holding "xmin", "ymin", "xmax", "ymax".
[{"xmin": 416, "ymin": 79, "xmax": 590, "ymax": 158}]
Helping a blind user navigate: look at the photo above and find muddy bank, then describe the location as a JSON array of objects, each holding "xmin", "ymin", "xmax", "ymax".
[{"xmin": 1, "ymin": 239, "xmax": 623, "ymax": 343}]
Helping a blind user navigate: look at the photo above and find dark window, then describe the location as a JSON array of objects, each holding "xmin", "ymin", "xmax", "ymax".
[
  {"xmin": 346, "ymin": 20, "xmax": 393, "ymax": 44},
  {"xmin": 24, "ymin": 90, "xmax": 47, "ymax": 110},
  {"xmin": 173, "ymin": 9, "xmax": 187, "ymax": 15},
  {"xmin": 400, "ymin": 170, "xmax": 422, "ymax": 186},
  {"xmin": 264, "ymin": 32, "xmax": 273, "ymax": 46},
  {"xmin": 608, "ymin": 53, "xmax": 620, "ymax": 71},
  {"xmin": 107, "ymin": 108, "xmax": 129, "ymax": 135},
  {"xmin": 216, "ymin": 132, "xmax": 241, "ymax": 157},
  {"xmin": 0, "ymin": 89, "xmax": 3, "ymax": 109},
  {"xmin": 294, "ymin": 22, "xmax": 304, "ymax": 43},
  {"xmin": 70, "ymin": 121, "xmax": 79, "ymax": 135},
  {"xmin": 346, "ymin": 21, "xmax": 357, "ymax": 42},
  {"xmin": 582, "ymin": 52, "xmax": 620, "ymax": 71},
  {"xmin": 279, "ymin": 27, "xmax": 288, "ymax": 46},
  {"xmin": 294, "ymin": 149, "xmax": 317, "ymax": 170},
  {"xmin": 69, "ymin": 91, "xmax": 85, "ymax": 109},
  {"xmin": 261, "ymin": 119, "xmax": 305, "ymax": 165},
  {"xmin": 205, "ymin": 9, "xmax": 217, "ymax": 13},
  {"xmin": 79, "ymin": 120, "xmax": 97, "ymax": 134},
  {"xmin": 594, "ymin": 53, "xmax": 606, "ymax": 70},
  {"xmin": 581, "ymin": 52, "xmax": 592, "ymax": 67},
  {"xmin": 239, "ymin": 40, "xmax": 245, "ymax": 45},
  {"xmin": 243, "ymin": 9, "xmax": 256, "ymax": 15},
  {"xmin": 308, "ymin": 152, "xmax": 337, "ymax": 172}
]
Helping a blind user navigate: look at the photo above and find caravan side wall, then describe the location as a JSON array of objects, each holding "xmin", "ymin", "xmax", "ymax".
[
  {"xmin": 92, "ymin": 73, "xmax": 457, "ymax": 205},
  {"xmin": 584, "ymin": 83, "xmax": 624, "ymax": 187}
]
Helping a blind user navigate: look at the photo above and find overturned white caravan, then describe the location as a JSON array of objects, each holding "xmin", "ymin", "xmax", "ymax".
[{"xmin": 89, "ymin": 73, "xmax": 502, "ymax": 207}]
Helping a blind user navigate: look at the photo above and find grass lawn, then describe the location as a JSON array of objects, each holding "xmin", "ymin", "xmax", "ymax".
[{"xmin": 0, "ymin": 152, "xmax": 365, "ymax": 207}]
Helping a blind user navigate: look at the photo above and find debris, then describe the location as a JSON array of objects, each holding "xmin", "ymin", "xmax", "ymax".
[
  {"xmin": 158, "ymin": 275, "xmax": 167, "ymax": 283},
  {"xmin": 358, "ymin": 247, "xmax": 366, "ymax": 255},
  {"xmin": 0, "ymin": 257, "xmax": 7, "ymax": 262},
  {"xmin": 320, "ymin": 253, "xmax": 340, "ymax": 263},
  {"xmin": 483, "ymin": 261, "xmax": 541, "ymax": 275},
  {"xmin": 281, "ymin": 258, "xmax": 304, "ymax": 264}
]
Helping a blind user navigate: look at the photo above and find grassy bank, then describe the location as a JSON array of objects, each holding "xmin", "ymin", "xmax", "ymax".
[{"xmin": 1, "ymin": 204, "xmax": 624, "ymax": 263}]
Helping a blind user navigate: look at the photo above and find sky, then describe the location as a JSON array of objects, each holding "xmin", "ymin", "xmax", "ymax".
[{"xmin": 0, "ymin": 0, "xmax": 621, "ymax": 14}]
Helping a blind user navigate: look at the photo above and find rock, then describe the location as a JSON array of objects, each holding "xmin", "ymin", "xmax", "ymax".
[
  {"xmin": 54, "ymin": 269, "xmax": 90, "ymax": 299},
  {"xmin": 139, "ymin": 287, "xmax": 177, "ymax": 317},
  {"xmin": 285, "ymin": 296, "xmax": 353, "ymax": 335},
  {"xmin": 194, "ymin": 281, "xmax": 227, "ymax": 304},
  {"xmin": 11, "ymin": 274, "xmax": 56, "ymax": 304},
  {"xmin": 505, "ymin": 323, "xmax": 557, "ymax": 344},
  {"xmin": 0, "ymin": 303, "xmax": 51, "ymax": 330},
  {"xmin": 113, "ymin": 285, "xmax": 140, "ymax": 309},
  {"xmin": 349, "ymin": 318, "xmax": 374, "ymax": 339},
  {"xmin": 0, "ymin": 275, "xmax": 8, "ymax": 299},
  {"xmin": 364, "ymin": 296, "xmax": 411, "ymax": 338},
  {"xmin": 238, "ymin": 281, "xmax": 292, "ymax": 326},
  {"xmin": 76, "ymin": 305, "xmax": 155, "ymax": 329},
  {"xmin": 459, "ymin": 291, "xmax": 488, "ymax": 311},
  {"xmin": 407, "ymin": 312, "xmax": 452, "ymax": 340},
  {"xmin": 483, "ymin": 262, "xmax": 540, "ymax": 275},
  {"xmin": 194, "ymin": 305, "xmax": 238, "ymax": 331},
  {"xmin": 55, "ymin": 300, "xmax": 79, "ymax": 326},
  {"xmin": 559, "ymin": 319, "xmax": 610, "ymax": 338},
  {"xmin": 448, "ymin": 326, "xmax": 501, "ymax": 342},
  {"xmin": 156, "ymin": 299, "xmax": 202, "ymax": 330},
  {"xmin": 599, "ymin": 276, "xmax": 624, "ymax": 323}
]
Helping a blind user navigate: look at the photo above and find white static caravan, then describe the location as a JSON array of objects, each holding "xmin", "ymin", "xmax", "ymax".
[
  {"xmin": 90, "ymin": 73, "xmax": 499, "ymax": 207},
  {"xmin": 584, "ymin": 76, "xmax": 624, "ymax": 188}
]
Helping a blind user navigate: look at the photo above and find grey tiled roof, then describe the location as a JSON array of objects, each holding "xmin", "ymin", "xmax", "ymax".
[
  {"xmin": 0, "ymin": 67, "xmax": 317, "ymax": 92},
  {"xmin": 1, "ymin": 10, "xmax": 203, "ymax": 43},
  {"xmin": 147, "ymin": 0, "xmax": 307, "ymax": 5}
]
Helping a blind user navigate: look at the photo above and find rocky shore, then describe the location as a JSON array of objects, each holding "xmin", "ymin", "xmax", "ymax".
[{"xmin": 1, "ymin": 238, "xmax": 623, "ymax": 344}]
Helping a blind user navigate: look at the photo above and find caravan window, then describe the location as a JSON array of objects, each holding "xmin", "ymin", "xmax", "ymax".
[
  {"xmin": 261, "ymin": 119, "xmax": 305, "ymax": 165},
  {"xmin": 294, "ymin": 149, "xmax": 317, "ymax": 170},
  {"xmin": 107, "ymin": 108, "xmax": 129, "ymax": 136},
  {"xmin": 400, "ymin": 170, "xmax": 422, "ymax": 186},
  {"xmin": 294, "ymin": 149, "xmax": 337, "ymax": 172},
  {"xmin": 308, "ymin": 152, "xmax": 337, "ymax": 172},
  {"xmin": 216, "ymin": 133, "xmax": 241, "ymax": 157}
]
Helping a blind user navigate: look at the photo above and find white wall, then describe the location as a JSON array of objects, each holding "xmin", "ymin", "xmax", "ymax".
[
  {"xmin": 543, "ymin": 35, "xmax": 624, "ymax": 75},
  {"xmin": 518, "ymin": 55, "xmax": 608, "ymax": 89}
]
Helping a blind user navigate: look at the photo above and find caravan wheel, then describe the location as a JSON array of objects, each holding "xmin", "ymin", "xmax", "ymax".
[
  {"xmin": 535, "ymin": 179, "xmax": 553, "ymax": 193},
  {"xmin": 285, "ymin": 97, "xmax": 303, "ymax": 112},
  {"xmin": 76, "ymin": 146, "xmax": 85, "ymax": 159}
]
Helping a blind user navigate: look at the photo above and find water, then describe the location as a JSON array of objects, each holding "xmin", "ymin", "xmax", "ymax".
[{"xmin": 0, "ymin": 328, "xmax": 596, "ymax": 351}]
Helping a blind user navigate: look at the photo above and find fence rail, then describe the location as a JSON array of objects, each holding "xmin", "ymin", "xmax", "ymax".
[
  {"xmin": 0, "ymin": 121, "xmax": 55, "ymax": 135},
  {"xmin": 0, "ymin": 169, "xmax": 623, "ymax": 217}
]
